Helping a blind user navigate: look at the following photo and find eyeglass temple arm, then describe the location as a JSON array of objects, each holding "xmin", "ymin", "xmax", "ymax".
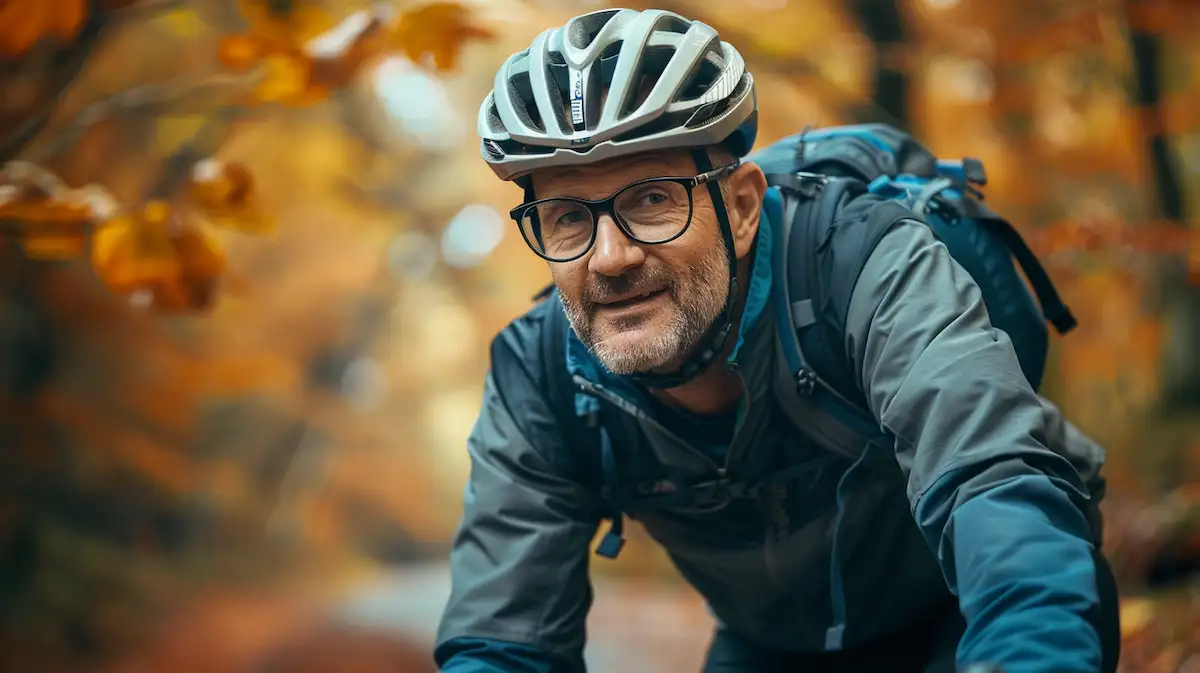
[{"xmin": 695, "ymin": 160, "xmax": 742, "ymax": 185}]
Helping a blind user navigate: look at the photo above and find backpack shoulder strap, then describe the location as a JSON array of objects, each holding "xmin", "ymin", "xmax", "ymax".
[{"xmin": 765, "ymin": 174, "xmax": 912, "ymax": 452}]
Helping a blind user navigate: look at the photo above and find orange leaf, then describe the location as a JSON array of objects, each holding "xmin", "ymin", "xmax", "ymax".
[
  {"xmin": 0, "ymin": 0, "xmax": 51, "ymax": 59},
  {"xmin": 16, "ymin": 219, "xmax": 90, "ymax": 260},
  {"xmin": 47, "ymin": 0, "xmax": 87, "ymax": 43},
  {"xmin": 92, "ymin": 202, "xmax": 230, "ymax": 313},
  {"xmin": 91, "ymin": 202, "xmax": 183, "ymax": 295},
  {"xmin": 217, "ymin": 34, "xmax": 267, "ymax": 72},
  {"xmin": 305, "ymin": 7, "xmax": 392, "ymax": 90},
  {"xmin": 389, "ymin": 2, "xmax": 494, "ymax": 73},
  {"xmin": 187, "ymin": 159, "xmax": 276, "ymax": 235},
  {"xmin": 175, "ymin": 225, "xmax": 226, "ymax": 279},
  {"xmin": 1, "ymin": 171, "xmax": 100, "ymax": 260},
  {"xmin": 254, "ymin": 54, "xmax": 329, "ymax": 106},
  {"xmin": 224, "ymin": 5, "xmax": 398, "ymax": 101},
  {"xmin": 167, "ymin": 222, "xmax": 227, "ymax": 312},
  {"xmin": 237, "ymin": 0, "xmax": 336, "ymax": 47}
]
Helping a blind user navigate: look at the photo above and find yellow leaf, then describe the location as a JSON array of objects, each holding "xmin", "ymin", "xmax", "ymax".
[
  {"xmin": 255, "ymin": 55, "xmax": 315, "ymax": 104},
  {"xmin": 91, "ymin": 214, "xmax": 133, "ymax": 272},
  {"xmin": 1119, "ymin": 598, "xmax": 1155, "ymax": 638},
  {"xmin": 155, "ymin": 115, "xmax": 208, "ymax": 157}
]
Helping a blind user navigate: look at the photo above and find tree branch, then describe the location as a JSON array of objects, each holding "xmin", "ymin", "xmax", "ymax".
[{"xmin": 26, "ymin": 69, "xmax": 265, "ymax": 165}]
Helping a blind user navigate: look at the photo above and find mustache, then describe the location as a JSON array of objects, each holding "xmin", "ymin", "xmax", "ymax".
[{"xmin": 583, "ymin": 268, "xmax": 672, "ymax": 304}]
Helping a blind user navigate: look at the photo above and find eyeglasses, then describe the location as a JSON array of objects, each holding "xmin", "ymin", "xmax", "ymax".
[{"xmin": 510, "ymin": 161, "xmax": 741, "ymax": 262}]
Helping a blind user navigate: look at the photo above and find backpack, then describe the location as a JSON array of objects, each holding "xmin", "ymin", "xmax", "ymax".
[{"xmin": 538, "ymin": 123, "xmax": 1077, "ymax": 559}]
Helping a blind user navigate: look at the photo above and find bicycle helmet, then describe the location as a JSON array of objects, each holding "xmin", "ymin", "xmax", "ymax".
[
  {"xmin": 477, "ymin": 8, "xmax": 758, "ymax": 182},
  {"xmin": 480, "ymin": 9, "xmax": 759, "ymax": 389}
]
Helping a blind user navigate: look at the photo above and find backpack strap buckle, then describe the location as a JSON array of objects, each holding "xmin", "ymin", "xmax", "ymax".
[
  {"xmin": 766, "ymin": 172, "xmax": 827, "ymax": 198},
  {"xmin": 962, "ymin": 157, "xmax": 988, "ymax": 186},
  {"xmin": 795, "ymin": 367, "xmax": 818, "ymax": 396},
  {"xmin": 689, "ymin": 470, "xmax": 761, "ymax": 502}
]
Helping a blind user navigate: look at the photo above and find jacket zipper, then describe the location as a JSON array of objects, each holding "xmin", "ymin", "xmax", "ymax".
[
  {"xmin": 575, "ymin": 370, "xmax": 793, "ymax": 599},
  {"xmin": 825, "ymin": 443, "xmax": 872, "ymax": 650},
  {"xmin": 574, "ymin": 371, "xmax": 758, "ymax": 481},
  {"xmin": 572, "ymin": 376, "xmax": 723, "ymax": 473},
  {"xmin": 723, "ymin": 363, "xmax": 788, "ymax": 590}
]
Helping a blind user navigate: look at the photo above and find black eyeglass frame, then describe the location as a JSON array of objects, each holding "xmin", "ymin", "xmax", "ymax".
[{"xmin": 509, "ymin": 160, "xmax": 742, "ymax": 263}]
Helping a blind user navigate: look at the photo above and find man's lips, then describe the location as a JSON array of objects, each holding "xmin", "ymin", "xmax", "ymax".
[{"xmin": 594, "ymin": 289, "xmax": 665, "ymax": 309}]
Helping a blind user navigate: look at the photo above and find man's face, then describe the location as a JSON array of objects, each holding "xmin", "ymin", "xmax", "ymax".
[{"xmin": 529, "ymin": 150, "xmax": 730, "ymax": 376}]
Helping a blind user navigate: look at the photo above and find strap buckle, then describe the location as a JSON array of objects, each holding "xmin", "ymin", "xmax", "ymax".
[{"xmin": 795, "ymin": 367, "xmax": 818, "ymax": 396}]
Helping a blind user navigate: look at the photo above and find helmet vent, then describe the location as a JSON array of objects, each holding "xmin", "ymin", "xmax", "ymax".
[
  {"xmin": 623, "ymin": 45, "xmax": 675, "ymax": 117},
  {"xmin": 568, "ymin": 10, "xmax": 622, "ymax": 50},
  {"xmin": 481, "ymin": 139, "xmax": 504, "ymax": 160},
  {"xmin": 507, "ymin": 73, "xmax": 544, "ymax": 133},
  {"xmin": 684, "ymin": 72, "xmax": 751, "ymax": 129},
  {"xmin": 651, "ymin": 13, "xmax": 690, "ymax": 35},
  {"xmin": 486, "ymin": 99, "xmax": 505, "ymax": 134},
  {"xmin": 541, "ymin": 64, "xmax": 572, "ymax": 134}
]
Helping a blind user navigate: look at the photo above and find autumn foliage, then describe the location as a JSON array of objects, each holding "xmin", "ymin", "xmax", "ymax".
[{"xmin": 0, "ymin": 0, "xmax": 493, "ymax": 313}]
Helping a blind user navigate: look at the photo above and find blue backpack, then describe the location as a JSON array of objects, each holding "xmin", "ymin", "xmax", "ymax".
[
  {"xmin": 748, "ymin": 123, "xmax": 1077, "ymax": 438},
  {"xmin": 537, "ymin": 123, "xmax": 1077, "ymax": 559}
]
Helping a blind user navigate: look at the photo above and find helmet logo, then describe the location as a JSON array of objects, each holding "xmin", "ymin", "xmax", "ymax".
[{"xmin": 569, "ymin": 68, "xmax": 586, "ymax": 131}]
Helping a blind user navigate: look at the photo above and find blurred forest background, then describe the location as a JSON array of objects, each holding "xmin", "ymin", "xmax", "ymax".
[{"xmin": 0, "ymin": 0, "xmax": 1198, "ymax": 672}]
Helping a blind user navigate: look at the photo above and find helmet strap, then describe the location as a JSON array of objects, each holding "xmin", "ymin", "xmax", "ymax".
[{"xmin": 622, "ymin": 149, "xmax": 740, "ymax": 390}]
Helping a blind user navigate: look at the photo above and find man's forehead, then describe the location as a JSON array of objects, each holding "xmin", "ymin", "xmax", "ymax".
[{"xmin": 535, "ymin": 150, "xmax": 694, "ymax": 185}]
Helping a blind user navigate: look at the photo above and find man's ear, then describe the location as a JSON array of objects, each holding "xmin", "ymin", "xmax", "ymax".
[{"xmin": 726, "ymin": 162, "xmax": 768, "ymax": 260}]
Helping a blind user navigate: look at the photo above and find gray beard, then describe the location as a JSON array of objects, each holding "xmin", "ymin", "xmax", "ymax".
[{"xmin": 560, "ymin": 245, "xmax": 729, "ymax": 376}]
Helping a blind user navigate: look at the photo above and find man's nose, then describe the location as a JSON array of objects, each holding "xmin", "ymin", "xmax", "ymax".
[{"xmin": 588, "ymin": 213, "xmax": 645, "ymax": 277}]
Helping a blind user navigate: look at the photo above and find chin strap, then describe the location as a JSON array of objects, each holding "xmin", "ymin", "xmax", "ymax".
[{"xmin": 622, "ymin": 149, "xmax": 740, "ymax": 390}]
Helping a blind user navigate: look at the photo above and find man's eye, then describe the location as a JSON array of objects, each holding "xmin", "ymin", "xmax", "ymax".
[
  {"xmin": 638, "ymin": 191, "xmax": 669, "ymax": 206},
  {"xmin": 555, "ymin": 210, "xmax": 588, "ymax": 227},
  {"xmin": 620, "ymin": 185, "xmax": 676, "ymax": 212}
]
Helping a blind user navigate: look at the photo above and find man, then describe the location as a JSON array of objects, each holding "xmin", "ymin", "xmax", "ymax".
[{"xmin": 435, "ymin": 8, "xmax": 1119, "ymax": 673}]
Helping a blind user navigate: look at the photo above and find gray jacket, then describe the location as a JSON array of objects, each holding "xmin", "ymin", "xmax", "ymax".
[{"xmin": 434, "ymin": 194, "xmax": 1109, "ymax": 673}]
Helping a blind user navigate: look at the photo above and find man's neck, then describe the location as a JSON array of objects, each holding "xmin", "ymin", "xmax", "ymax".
[{"xmin": 649, "ymin": 362, "xmax": 743, "ymax": 415}]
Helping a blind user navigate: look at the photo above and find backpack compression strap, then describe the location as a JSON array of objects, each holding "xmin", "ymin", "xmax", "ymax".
[{"xmin": 953, "ymin": 198, "xmax": 1078, "ymax": 334}]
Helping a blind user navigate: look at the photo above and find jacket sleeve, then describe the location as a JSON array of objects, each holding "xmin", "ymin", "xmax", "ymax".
[
  {"xmin": 844, "ymin": 219, "xmax": 1104, "ymax": 673},
  {"xmin": 434, "ymin": 365, "xmax": 602, "ymax": 673}
]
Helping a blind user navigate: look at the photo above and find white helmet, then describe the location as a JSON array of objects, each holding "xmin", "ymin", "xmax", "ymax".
[{"xmin": 478, "ymin": 8, "xmax": 758, "ymax": 182}]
